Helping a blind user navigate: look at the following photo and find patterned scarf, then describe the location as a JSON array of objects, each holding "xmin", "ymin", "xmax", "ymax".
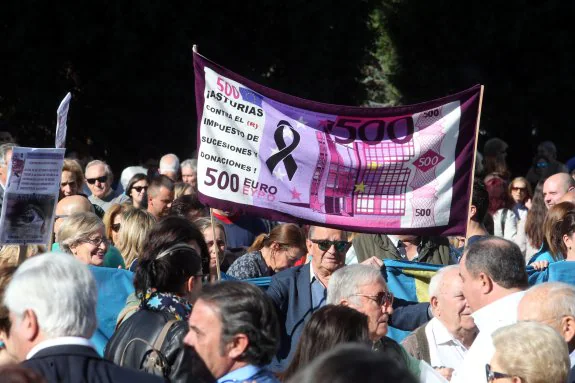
[{"xmin": 140, "ymin": 290, "xmax": 192, "ymax": 320}]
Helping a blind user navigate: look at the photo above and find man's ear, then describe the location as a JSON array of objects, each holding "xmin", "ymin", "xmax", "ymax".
[
  {"xmin": 21, "ymin": 309, "xmax": 40, "ymax": 343},
  {"xmin": 306, "ymin": 239, "xmax": 314, "ymax": 255},
  {"xmin": 185, "ymin": 276, "xmax": 195, "ymax": 293},
  {"xmin": 227, "ymin": 333, "xmax": 249, "ymax": 359},
  {"xmin": 561, "ymin": 316, "xmax": 575, "ymax": 344},
  {"xmin": 478, "ymin": 272, "xmax": 493, "ymax": 295},
  {"xmin": 430, "ymin": 296, "xmax": 440, "ymax": 316},
  {"xmin": 340, "ymin": 298, "xmax": 350, "ymax": 307}
]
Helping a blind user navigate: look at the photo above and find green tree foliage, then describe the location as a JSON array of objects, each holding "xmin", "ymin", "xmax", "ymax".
[{"xmin": 367, "ymin": 0, "xmax": 575, "ymax": 171}]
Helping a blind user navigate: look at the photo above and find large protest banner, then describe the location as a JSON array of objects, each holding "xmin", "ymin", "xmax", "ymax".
[
  {"xmin": 0, "ymin": 147, "xmax": 65, "ymax": 244},
  {"xmin": 194, "ymin": 52, "xmax": 482, "ymax": 236}
]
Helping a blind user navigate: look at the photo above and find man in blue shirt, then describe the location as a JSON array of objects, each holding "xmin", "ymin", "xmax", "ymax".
[{"xmin": 184, "ymin": 281, "xmax": 279, "ymax": 383}]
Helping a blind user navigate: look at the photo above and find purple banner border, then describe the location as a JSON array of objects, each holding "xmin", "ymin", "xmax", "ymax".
[{"xmin": 193, "ymin": 52, "xmax": 481, "ymax": 236}]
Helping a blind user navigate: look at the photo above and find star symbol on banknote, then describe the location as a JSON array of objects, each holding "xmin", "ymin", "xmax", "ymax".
[
  {"xmin": 354, "ymin": 182, "xmax": 366, "ymax": 193},
  {"xmin": 296, "ymin": 116, "xmax": 308, "ymax": 128},
  {"xmin": 283, "ymin": 128, "xmax": 294, "ymax": 140},
  {"xmin": 290, "ymin": 187, "xmax": 302, "ymax": 201},
  {"xmin": 273, "ymin": 168, "xmax": 287, "ymax": 181}
]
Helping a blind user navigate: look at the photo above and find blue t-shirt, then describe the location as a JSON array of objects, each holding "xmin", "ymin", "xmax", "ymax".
[{"xmin": 528, "ymin": 242, "xmax": 560, "ymax": 265}]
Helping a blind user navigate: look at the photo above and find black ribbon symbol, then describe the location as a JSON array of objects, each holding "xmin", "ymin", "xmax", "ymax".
[{"xmin": 266, "ymin": 120, "xmax": 300, "ymax": 180}]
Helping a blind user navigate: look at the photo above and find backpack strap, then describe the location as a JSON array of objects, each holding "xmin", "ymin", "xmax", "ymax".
[
  {"xmin": 144, "ymin": 319, "xmax": 177, "ymax": 373},
  {"xmin": 116, "ymin": 305, "xmax": 139, "ymax": 330}
]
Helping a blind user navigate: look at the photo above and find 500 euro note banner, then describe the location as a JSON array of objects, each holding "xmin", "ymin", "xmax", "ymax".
[{"xmin": 194, "ymin": 52, "xmax": 482, "ymax": 235}]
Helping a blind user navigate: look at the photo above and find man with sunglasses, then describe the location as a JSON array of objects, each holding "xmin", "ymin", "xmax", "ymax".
[
  {"xmin": 266, "ymin": 225, "xmax": 432, "ymax": 372},
  {"xmin": 84, "ymin": 160, "xmax": 128, "ymax": 212}
]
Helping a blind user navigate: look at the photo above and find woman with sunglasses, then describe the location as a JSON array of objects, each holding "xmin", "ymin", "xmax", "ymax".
[
  {"xmin": 58, "ymin": 212, "xmax": 109, "ymax": 266},
  {"xmin": 103, "ymin": 203, "xmax": 130, "ymax": 247},
  {"xmin": 227, "ymin": 223, "xmax": 307, "ymax": 280},
  {"xmin": 125, "ymin": 173, "xmax": 149, "ymax": 209},
  {"xmin": 488, "ymin": 321, "xmax": 569, "ymax": 383}
]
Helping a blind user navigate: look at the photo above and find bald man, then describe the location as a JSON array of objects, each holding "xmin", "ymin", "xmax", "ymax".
[
  {"xmin": 52, "ymin": 195, "xmax": 125, "ymax": 269},
  {"xmin": 543, "ymin": 173, "xmax": 575, "ymax": 209},
  {"xmin": 53, "ymin": 195, "xmax": 94, "ymax": 237},
  {"xmin": 159, "ymin": 153, "xmax": 180, "ymax": 181},
  {"xmin": 518, "ymin": 282, "xmax": 575, "ymax": 366}
]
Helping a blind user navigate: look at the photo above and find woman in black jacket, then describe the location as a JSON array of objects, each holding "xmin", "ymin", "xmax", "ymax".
[{"xmin": 105, "ymin": 216, "xmax": 213, "ymax": 383}]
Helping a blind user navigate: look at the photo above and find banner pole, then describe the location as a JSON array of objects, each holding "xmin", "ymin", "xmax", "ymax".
[
  {"xmin": 192, "ymin": 44, "xmax": 198, "ymax": 53},
  {"xmin": 209, "ymin": 208, "xmax": 222, "ymax": 281},
  {"xmin": 465, "ymin": 85, "xmax": 485, "ymax": 241},
  {"xmin": 17, "ymin": 245, "xmax": 26, "ymax": 265}
]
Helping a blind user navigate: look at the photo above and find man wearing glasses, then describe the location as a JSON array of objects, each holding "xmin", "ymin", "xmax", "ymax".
[
  {"xmin": 327, "ymin": 264, "xmax": 446, "ymax": 382},
  {"xmin": 266, "ymin": 225, "xmax": 431, "ymax": 372},
  {"xmin": 84, "ymin": 160, "xmax": 128, "ymax": 212}
]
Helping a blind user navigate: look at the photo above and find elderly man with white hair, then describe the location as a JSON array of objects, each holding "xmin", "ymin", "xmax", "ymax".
[
  {"xmin": 84, "ymin": 160, "xmax": 128, "ymax": 212},
  {"xmin": 159, "ymin": 153, "xmax": 180, "ymax": 181},
  {"xmin": 518, "ymin": 282, "xmax": 575, "ymax": 367},
  {"xmin": 180, "ymin": 158, "xmax": 197, "ymax": 189},
  {"xmin": 327, "ymin": 264, "xmax": 447, "ymax": 383},
  {"xmin": 402, "ymin": 265, "xmax": 478, "ymax": 380},
  {"xmin": 2, "ymin": 253, "xmax": 161, "ymax": 382}
]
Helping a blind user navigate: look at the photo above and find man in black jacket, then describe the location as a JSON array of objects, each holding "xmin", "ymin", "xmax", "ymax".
[{"xmin": 2, "ymin": 252, "xmax": 162, "ymax": 383}]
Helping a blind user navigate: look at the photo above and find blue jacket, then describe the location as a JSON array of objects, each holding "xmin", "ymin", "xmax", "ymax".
[{"xmin": 266, "ymin": 263, "xmax": 430, "ymax": 371}]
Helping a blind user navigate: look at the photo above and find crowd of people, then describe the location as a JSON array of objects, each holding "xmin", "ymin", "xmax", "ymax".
[{"xmin": 0, "ymin": 136, "xmax": 574, "ymax": 382}]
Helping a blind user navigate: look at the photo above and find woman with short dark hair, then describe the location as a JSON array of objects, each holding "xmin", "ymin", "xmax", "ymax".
[{"xmin": 105, "ymin": 217, "xmax": 212, "ymax": 382}]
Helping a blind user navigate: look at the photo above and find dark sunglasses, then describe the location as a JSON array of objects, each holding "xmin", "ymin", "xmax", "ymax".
[
  {"xmin": 511, "ymin": 187, "xmax": 527, "ymax": 192},
  {"xmin": 353, "ymin": 291, "xmax": 394, "ymax": 307},
  {"xmin": 86, "ymin": 175, "xmax": 108, "ymax": 184},
  {"xmin": 485, "ymin": 364, "xmax": 513, "ymax": 382},
  {"xmin": 310, "ymin": 239, "xmax": 350, "ymax": 253},
  {"xmin": 132, "ymin": 186, "xmax": 148, "ymax": 193},
  {"xmin": 111, "ymin": 223, "xmax": 121, "ymax": 232}
]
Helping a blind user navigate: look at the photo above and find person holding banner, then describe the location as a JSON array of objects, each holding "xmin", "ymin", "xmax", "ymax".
[{"xmin": 266, "ymin": 225, "xmax": 431, "ymax": 372}]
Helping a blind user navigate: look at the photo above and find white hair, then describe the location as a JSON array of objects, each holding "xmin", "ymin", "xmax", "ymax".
[
  {"xmin": 428, "ymin": 265, "xmax": 460, "ymax": 299},
  {"xmin": 181, "ymin": 159, "xmax": 197, "ymax": 171},
  {"xmin": 0, "ymin": 143, "xmax": 16, "ymax": 166},
  {"xmin": 85, "ymin": 159, "xmax": 113, "ymax": 182},
  {"xmin": 327, "ymin": 264, "xmax": 384, "ymax": 305},
  {"xmin": 4, "ymin": 252, "xmax": 97, "ymax": 339},
  {"xmin": 159, "ymin": 153, "xmax": 180, "ymax": 173}
]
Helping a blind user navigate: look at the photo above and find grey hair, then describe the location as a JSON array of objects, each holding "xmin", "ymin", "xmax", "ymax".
[
  {"xmin": 85, "ymin": 159, "xmax": 113, "ymax": 182},
  {"xmin": 327, "ymin": 265, "xmax": 384, "ymax": 305},
  {"xmin": 58, "ymin": 212, "xmax": 104, "ymax": 253},
  {"xmin": 4, "ymin": 252, "xmax": 98, "ymax": 339},
  {"xmin": 160, "ymin": 153, "xmax": 180, "ymax": 173},
  {"xmin": 0, "ymin": 143, "xmax": 16, "ymax": 166},
  {"xmin": 527, "ymin": 282, "xmax": 575, "ymax": 318},
  {"xmin": 181, "ymin": 159, "xmax": 197, "ymax": 171},
  {"xmin": 307, "ymin": 225, "xmax": 348, "ymax": 240},
  {"xmin": 428, "ymin": 265, "xmax": 460, "ymax": 299}
]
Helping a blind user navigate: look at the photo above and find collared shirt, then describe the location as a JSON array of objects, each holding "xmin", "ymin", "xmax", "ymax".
[
  {"xmin": 26, "ymin": 336, "xmax": 95, "ymax": 360},
  {"xmin": 425, "ymin": 317, "xmax": 469, "ymax": 370},
  {"xmin": 218, "ymin": 364, "xmax": 278, "ymax": 383},
  {"xmin": 388, "ymin": 235, "xmax": 421, "ymax": 261},
  {"xmin": 451, "ymin": 291, "xmax": 525, "ymax": 383},
  {"xmin": 309, "ymin": 262, "xmax": 327, "ymax": 310}
]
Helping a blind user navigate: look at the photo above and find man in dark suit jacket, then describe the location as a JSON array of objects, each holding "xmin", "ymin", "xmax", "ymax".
[
  {"xmin": 3, "ymin": 252, "xmax": 163, "ymax": 383},
  {"xmin": 266, "ymin": 226, "xmax": 431, "ymax": 372}
]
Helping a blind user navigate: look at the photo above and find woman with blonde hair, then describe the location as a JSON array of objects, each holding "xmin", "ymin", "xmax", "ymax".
[
  {"xmin": 489, "ymin": 321, "xmax": 569, "ymax": 383},
  {"xmin": 0, "ymin": 245, "xmax": 44, "ymax": 267},
  {"xmin": 59, "ymin": 158, "xmax": 85, "ymax": 199},
  {"xmin": 102, "ymin": 203, "xmax": 130, "ymax": 246},
  {"xmin": 117, "ymin": 208, "xmax": 156, "ymax": 270},
  {"xmin": 194, "ymin": 217, "xmax": 230, "ymax": 280},
  {"xmin": 174, "ymin": 182, "xmax": 193, "ymax": 199},
  {"xmin": 58, "ymin": 212, "xmax": 108, "ymax": 266},
  {"xmin": 227, "ymin": 223, "xmax": 306, "ymax": 279}
]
